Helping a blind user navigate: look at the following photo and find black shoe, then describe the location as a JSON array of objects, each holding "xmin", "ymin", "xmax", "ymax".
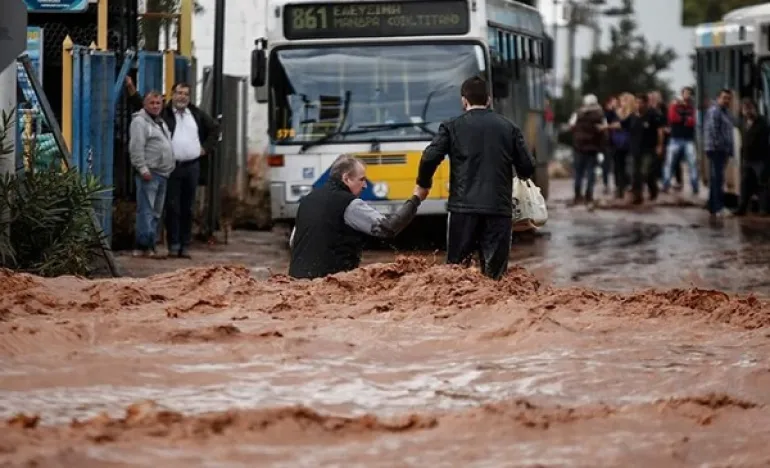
[{"xmin": 178, "ymin": 250, "xmax": 192, "ymax": 259}]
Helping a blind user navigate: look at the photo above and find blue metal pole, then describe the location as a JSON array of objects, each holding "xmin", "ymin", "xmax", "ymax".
[
  {"xmin": 82, "ymin": 51, "xmax": 92, "ymax": 176},
  {"xmin": 72, "ymin": 47, "xmax": 82, "ymax": 172},
  {"xmin": 112, "ymin": 49, "xmax": 135, "ymax": 104},
  {"xmin": 91, "ymin": 52, "xmax": 106, "ymax": 234},
  {"xmin": 92, "ymin": 53, "xmax": 104, "ymax": 183},
  {"xmin": 104, "ymin": 53, "xmax": 117, "ymax": 240},
  {"xmin": 137, "ymin": 51, "xmax": 146, "ymax": 95},
  {"xmin": 151, "ymin": 53, "xmax": 163, "ymax": 93}
]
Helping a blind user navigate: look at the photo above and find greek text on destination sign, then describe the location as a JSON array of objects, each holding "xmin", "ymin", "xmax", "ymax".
[{"xmin": 283, "ymin": 0, "xmax": 470, "ymax": 40}]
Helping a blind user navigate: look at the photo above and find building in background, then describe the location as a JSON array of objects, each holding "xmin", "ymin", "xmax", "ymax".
[
  {"xmin": 539, "ymin": 0, "xmax": 695, "ymax": 95},
  {"xmin": 194, "ymin": 0, "xmax": 268, "ymax": 153}
]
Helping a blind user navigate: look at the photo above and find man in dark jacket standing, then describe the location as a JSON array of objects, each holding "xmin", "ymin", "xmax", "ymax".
[
  {"xmin": 415, "ymin": 76, "xmax": 536, "ymax": 280},
  {"xmin": 163, "ymin": 82, "xmax": 219, "ymax": 258},
  {"xmin": 629, "ymin": 93, "xmax": 665, "ymax": 204},
  {"xmin": 735, "ymin": 98, "xmax": 770, "ymax": 216},
  {"xmin": 289, "ymin": 155, "xmax": 424, "ymax": 279}
]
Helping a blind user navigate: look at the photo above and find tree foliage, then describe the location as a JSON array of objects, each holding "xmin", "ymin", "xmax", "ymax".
[
  {"xmin": 580, "ymin": 16, "xmax": 677, "ymax": 104},
  {"xmin": 682, "ymin": 0, "xmax": 767, "ymax": 27},
  {"xmin": 0, "ymin": 109, "xmax": 108, "ymax": 277}
]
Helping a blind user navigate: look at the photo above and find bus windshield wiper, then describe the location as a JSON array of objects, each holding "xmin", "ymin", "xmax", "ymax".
[
  {"xmin": 299, "ymin": 90, "xmax": 354, "ymax": 153},
  {"xmin": 300, "ymin": 126, "xmax": 390, "ymax": 152},
  {"xmin": 300, "ymin": 121, "xmax": 437, "ymax": 152},
  {"xmin": 357, "ymin": 121, "xmax": 437, "ymax": 136}
]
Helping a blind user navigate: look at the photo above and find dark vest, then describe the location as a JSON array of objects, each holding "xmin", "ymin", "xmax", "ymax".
[
  {"xmin": 573, "ymin": 107, "xmax": 605, "ymax": 153},
  {"xmin": 288, "ymin": 178, "xmax": 366, "ymax": 279}
]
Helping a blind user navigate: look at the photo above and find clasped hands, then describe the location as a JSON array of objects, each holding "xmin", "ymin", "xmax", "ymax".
[{"xmin": 414, "ymin": 177, "xmax": 534, "ymax": 200}]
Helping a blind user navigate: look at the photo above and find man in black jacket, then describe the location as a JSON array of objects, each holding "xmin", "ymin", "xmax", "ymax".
[
  {"xmin": 289, "ymin": 155, "xmax": 424, "ymax": 279},
  {"xmin": 126, "ymin": 78, "xmax": 220, "ymax": 257},
  {"xmin": 735, "ymin": 98, "xmax": 770, "ymax": 216},
  {"xmin": 415, "ymin": 76, "xmax": 536, "ymax": 280}
]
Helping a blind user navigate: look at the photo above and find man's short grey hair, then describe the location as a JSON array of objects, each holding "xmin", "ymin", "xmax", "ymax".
[{"xmin": 329, "ymin": 154, "xmax": 364, "ymax": 180}]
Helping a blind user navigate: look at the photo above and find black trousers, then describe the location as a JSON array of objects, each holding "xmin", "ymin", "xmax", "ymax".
[
  {"xmin": 446, "ymin": 212, "xmax": 512, "ymax": 280},
  {"xmin": 613, "ymin": 148, "xmax": 630, "ymax": 197},
  {"xmin": 632, "ymin": 151, "xmax": 659, "ymax": 202},
  {"xmin": 737, "ymin": 163, "xmax": 770, "ymax": 214},
  {"xmin": 165, "ymin": 158, "xmax": 200, "ymax": 252}
]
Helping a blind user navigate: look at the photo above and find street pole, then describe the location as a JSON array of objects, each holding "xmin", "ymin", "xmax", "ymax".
[
  {"xmin": 0, "ymin": 64, "xmax": 16, "ymax": 177},
  {"xmin": 207, "ymin": 0, "xmax": 225, "ymax": 239},
  {"xmin": 552, "ymin": 0, "xmax": 559, "ymax": 94},
  {"xmin": 566, "ymin": 0, "xmax": 577, "ymax": 93},
  {"xmin": 0, "ymin": 63, "xmax": 17, "ymax": 243}
]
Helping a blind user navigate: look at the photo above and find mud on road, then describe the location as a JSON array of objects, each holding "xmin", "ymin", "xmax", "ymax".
[{"xmin": 2, "ymin": 255, "xmax": 770, "ymax": 466}]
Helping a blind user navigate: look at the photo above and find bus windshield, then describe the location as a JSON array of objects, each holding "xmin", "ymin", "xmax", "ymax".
[{"xmin": 269, "ymin": 42, "xmax": 487, "ymax": 144}]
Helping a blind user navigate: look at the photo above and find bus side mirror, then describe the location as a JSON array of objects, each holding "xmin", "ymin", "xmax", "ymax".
[
  {"xmin": 492, "ymin": 65, "xmax": 511, "ymax": 99},
  {"xmin": 251, "ymin": 39, "xmax": 267, "ymax": 87},
  {"xmin": 543, "ymin": 37, "xmax": 554, "ymax": 69}
]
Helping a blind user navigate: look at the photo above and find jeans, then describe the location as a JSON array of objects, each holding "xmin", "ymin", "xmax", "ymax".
[
  {"xmin": 135, "ymin": 172, "xmax": 168, "ymax": 250},
  {"xmin": 573, "ymin": 151, "xmax": 598, "ymax": 201},
  {"xmin": 664, "ymin": 138, "xmax": 698, "ymax": 193},
  {"xmin": 706, "ymin": 151, "xmax": 728, "ymax": 214},
  {"xmin": 166, "ymin": 159, "xmax": 200, "ymax": 253}
]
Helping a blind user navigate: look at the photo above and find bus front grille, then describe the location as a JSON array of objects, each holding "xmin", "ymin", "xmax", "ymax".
[{"xmin": 356, "ymin": 154, "xmax": 407, "ymax": 165}]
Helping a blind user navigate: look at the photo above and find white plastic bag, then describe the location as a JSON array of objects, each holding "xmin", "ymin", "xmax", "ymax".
[{"xmin": 512, "ymin": 178, "xmax": 548, "ymax": 231}]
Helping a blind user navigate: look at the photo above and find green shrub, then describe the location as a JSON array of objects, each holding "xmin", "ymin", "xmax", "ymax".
[{"xmin": 0, "ymin": 108, "xmax": 108, "ymax": 277}]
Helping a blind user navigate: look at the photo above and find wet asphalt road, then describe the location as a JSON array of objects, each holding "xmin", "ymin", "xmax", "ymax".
[{"xmin": 508, "ymin": 205, "xmax": 770, "ymax": 295}]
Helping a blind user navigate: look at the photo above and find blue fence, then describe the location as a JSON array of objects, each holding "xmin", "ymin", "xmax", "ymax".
[
  {"xmin": 137, "ymin": 51, "xmax": 164, "ymax": 95},
  {"xmin": 69, "ymin": 47, "xmax": 134, "ymax": 240},
  {"xmin": 175, "ymin": 55, "xmax": 192, "ymax": 86}
]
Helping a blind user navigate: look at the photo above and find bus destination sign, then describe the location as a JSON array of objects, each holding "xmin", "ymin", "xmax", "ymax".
[{"xmin": 283, "ymin": 0, "xmax": 470, "ymax": 40}]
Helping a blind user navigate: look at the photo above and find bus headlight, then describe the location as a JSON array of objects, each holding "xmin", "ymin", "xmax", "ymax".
[
  {"xmin": 372, "ymin": 182, "xmax": 389, "ymax": 198},
  {"xmin": 291, "ymin": 184, "xmax": 312, "ymax": 197}
]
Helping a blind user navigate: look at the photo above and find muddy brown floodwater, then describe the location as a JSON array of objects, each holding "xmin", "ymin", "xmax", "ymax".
[{"xmin": 2, "ymin": 249, "xmax": 770, "ymax": 466}]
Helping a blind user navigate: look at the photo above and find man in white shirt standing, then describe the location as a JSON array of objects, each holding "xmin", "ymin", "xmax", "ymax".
[{"xmin": 164, "ymin": 82, "xmax": 219, "ymax": 258}]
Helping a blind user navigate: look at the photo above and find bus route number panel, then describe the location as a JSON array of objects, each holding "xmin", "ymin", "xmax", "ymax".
[{"xmin": 284, "ymin": 0, "xmax": 470, "ymax": 40}]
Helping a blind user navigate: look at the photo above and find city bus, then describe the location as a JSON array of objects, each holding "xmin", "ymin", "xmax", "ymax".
[
  {"xmin": 693, "ymin": 3, "xmax": 770, "ymax": 200},
  {"xmin": 250, "ymin": 0, "xmax": 554, "ymax": 235}
]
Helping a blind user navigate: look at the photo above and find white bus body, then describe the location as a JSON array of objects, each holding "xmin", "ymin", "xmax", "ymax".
[{"xmin": 250, "ymin": 0, "xmax": 554, "ymax": 225}]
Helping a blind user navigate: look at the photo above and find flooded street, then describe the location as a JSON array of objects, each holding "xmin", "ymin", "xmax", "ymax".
[{"xmin": 2, "ymin": 181, "xmax": 770, "ymax": 466}]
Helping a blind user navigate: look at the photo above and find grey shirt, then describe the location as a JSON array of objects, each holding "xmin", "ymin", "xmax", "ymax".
[
  {"xmin": 290, "ymin": 196, "xmax": 421, "ymax": 248},
  {"xmin": 129, "ymin": 109, "xmax": 176, "ymax": 177}
]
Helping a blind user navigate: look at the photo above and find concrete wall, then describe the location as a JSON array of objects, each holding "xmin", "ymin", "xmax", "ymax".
[{"xmin": 193, "ymin": 0, "xmax": 269, "ymax": 154}]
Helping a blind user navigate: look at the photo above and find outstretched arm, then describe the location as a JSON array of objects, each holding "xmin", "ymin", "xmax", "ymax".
[{"xmin": 344, "ymin": 197, "xmax": 421, "ymax": 238}]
